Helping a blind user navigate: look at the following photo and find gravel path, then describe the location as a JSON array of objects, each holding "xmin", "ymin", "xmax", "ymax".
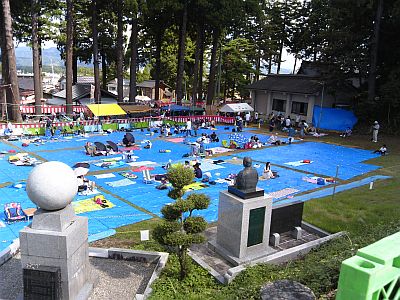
[{"xmin": 0, "ymin": 254, "xmax": 155, "ymax": 300}]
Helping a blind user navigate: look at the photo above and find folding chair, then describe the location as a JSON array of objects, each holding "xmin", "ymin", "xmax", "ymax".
[
  {"xmin": 4, "ymin": 202, "xmax": 27, "ymax": 224},
  {"xmin": 142, "ymin": 169, "xmax": 154, "ymax": 184}
]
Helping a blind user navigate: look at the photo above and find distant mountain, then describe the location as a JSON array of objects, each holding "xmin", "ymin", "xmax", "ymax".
[{"xmin": 14, "ymin": 46, "xmax": 92, "ymax": 68}]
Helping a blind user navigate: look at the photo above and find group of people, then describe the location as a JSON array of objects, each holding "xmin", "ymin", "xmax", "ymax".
[{"xmin": 245, "ymin": 135, "xmax": 263, "ymax": 148}]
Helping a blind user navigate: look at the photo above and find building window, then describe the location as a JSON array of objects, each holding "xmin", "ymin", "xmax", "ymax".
[
  {"xmin": 109, "ymin": 86, "xmax": 116, "ymax": 91},
  {"xmin": 272, "ymin": 99, "xmax": 285, "ymax": 112},
  {"xmin": 291, "ymin": 101, "xmax": 308, "ymax": 115}
]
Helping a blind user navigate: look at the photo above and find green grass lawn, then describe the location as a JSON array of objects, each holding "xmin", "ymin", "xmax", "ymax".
[{"xmin": 91, "ymin": 132, "xmax": 400, "ymax": 300}]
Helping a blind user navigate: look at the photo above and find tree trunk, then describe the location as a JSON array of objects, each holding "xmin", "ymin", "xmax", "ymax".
[
  {"xmin": 38, "ymin": 41, "xmax": 43, "ymax": 100},
  {"xmin": 92, "ymin": 0, "xmax": 100, "ymax": 104},
  {"xmin": 32, "ymin": 0, "xmax": 42, "ymax": 115},
  {"xmin": 367, "ymin": 0, "xmax": 383, "ymax": 103},
  {"xmin": 178, "ymin": 247, "xmax": 188, "ymax": 280},
  {"xmin": 0, "ymin": 3, "xmax": 10, "ymax": 120},
  {"xmin": 129, "ymin": 16, "xmax": 138, "ymax": 103},
  {"xmin": 2, "ymin": 0, "xmax": 21, "ymax": 122},
  {"xmin": 255, "ymin": 53, "xmax": 260, "ymax": 82},
  {"xmin": 292, "ymin": 55, "xmax": 297, "ymax": 74},
  {"xmin": 116, "ymin": 0, "xmax": 124, "ymax": 103},
  {"xmin": 66, "ymin": 0, "xmax": 74, "ymax": 115},
  {"xmin": 175, "ymin": 0, "xmax": 188, "ymax": 105},
  {"xmin": 197, "ymin": 30, "xmax": 205, "ymax": 101},
  {"xmin": 101, "ymin": 52, "xmax": 107, "ymax": 89},
  {"xmin": 267, "ymin": 55, "xmax": 272, "ymax": 74},
  {"xmin": 206, "ymin": 28, "xmax": 220, "ymax": 106},
  {"xmin": 72, "ymin": 53, "xmax": 78, "ymax": 84},
  {"xmin": 277, "ymin": 41, "xmax": 283, "ymax": 74},
  {"xmin": 154, "ymin": 31, "xmax": 162, "ymax": 101},
  {"xmin": 191, "ymin": 21, "xmax": 203, "ymax": 105}
]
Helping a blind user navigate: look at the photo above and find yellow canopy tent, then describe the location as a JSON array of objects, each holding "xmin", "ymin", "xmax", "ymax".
[{"xmin": 86, "ymin": 104, "xmax": 126, "ymax": 117}]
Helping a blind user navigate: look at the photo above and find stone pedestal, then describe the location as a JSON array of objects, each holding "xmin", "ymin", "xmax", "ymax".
[
  {"xmin": 209, "ymin": 190, "xmax": 275, "ymax": 266},
  {"xmin": 20, "ymin": 204, "xmax": 93, "ymax": 300}
]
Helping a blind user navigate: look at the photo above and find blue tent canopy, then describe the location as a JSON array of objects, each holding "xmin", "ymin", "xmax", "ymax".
[{"xmin": 161, "ymin": 105, "xmax": 190, "ymax": 111}]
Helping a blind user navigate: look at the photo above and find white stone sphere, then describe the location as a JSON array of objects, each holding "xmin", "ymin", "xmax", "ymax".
[{"xmin": 26, "ymin": 161, "xmax": 78, "ymax": 211}]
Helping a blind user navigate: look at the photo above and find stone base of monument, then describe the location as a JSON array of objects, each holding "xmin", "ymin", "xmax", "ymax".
[
  {"xmin": 19, "ymin": 204, "xmax": 94, "ymax": 300},
  {"xmin": 208, "ymin": 191, "xmax": 275, "ymax": 266}
]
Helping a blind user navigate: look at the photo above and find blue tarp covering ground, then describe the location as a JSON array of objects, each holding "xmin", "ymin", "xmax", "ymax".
[
  {"xmin": 0, "ymin": 125, "xmax": 385, "ymax": 253},
  {"xmin": 234, "ymin": 142, "xmax": 380, "ymax": 180},
  {"xmin": 313, "ymin": 105, "xmax": 358, "ymax": 131}
]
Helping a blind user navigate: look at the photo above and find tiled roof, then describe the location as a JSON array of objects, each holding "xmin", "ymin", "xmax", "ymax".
[
  {"xmin": 52, "ymin": 84, "xmax": 91, "ymax": 101},
  {"xmin": 247, "ymin": 75, "xmax": 322, "ymax": 95}
]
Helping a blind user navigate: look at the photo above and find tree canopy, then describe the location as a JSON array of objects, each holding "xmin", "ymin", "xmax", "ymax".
[{"xmin": 1, "ymin": 0, "xmax": 399, "ymax": 126}]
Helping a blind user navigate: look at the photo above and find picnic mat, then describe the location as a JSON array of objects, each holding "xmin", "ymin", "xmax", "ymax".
[
  {"xmin": 119, "ymin": 171, "xmax": 138, "ymax": 179},
  {"xmin": 94, "ymin": 161, "xmax": 126, "ymax": 168},
  {"xmin": 127, "ymin": 161, "xmax": 157, "ymax": 167},
  {"xmin": 78, "ymin": 189, "xmax": 101, "ymax": 196},
  {"xmin": 284, "ymin": 160, "xmax": 313, "ymax": 167},
  {"xmin": 168, "ymin": 137, "xmax": 185, "ymax": 143},
  {"xmin": 121, "ymin": 146, "xmax": 141, "ymax": 151},
  {"xmin": 200, "ymin": 160, "xmax": 225, "ymax": 172},
  {"xmin": 183, "ymin": 182, "xmax": 209, "ymax": 191},
  {"xmin": 72, "ymin": 195, "xmax": 114, "ymax": 214},
  {"xmin": 105, "ymin": 178, "xmax": 136, "ymax": 187},
  {"xmin": 266, "ymin": 188, "xmax": 299, "ymax": 199},
  {"xmin": 94, "ymin": 173, "xmax": 116, "ymax": 179},
  {"xmin": 208, "ymin": 147, "xmax": 234, "ymax": 154}
]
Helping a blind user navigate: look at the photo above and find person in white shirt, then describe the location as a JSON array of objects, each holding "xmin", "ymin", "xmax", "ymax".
[
  {"xmin": 285, "ymin": 117, "xmax": 291, "ymax": 128},
  {"xmin": 254, "ymin": 111, "xmax": 259, "ymax": 122},
  {"xmin": 245, "ymin": 112, "xmax": 251, "ymax": 127},
  {"xmin": 186, "ymin": 119, "xmax": 192, "ymax": 136},
  {"xmin": 267, "ymin": 133, "xmax": 281, "ymax": 145},
  {"xmin": 165, "ymin": 126, "xmax": 171, "ymax": 137},
  {"xmin": 373, "ymin": 144, "xmax": 387, "ymax": 155}
]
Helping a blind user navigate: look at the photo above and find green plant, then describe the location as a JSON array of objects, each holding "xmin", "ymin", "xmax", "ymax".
[{"xmin": 153, "ymin": 164, "xmax": 210, "ymax": 279}]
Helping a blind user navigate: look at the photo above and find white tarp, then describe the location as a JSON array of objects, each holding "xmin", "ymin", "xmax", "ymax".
[{"xmin": 219, "ymin": 103, "xmax": 254, "ymax": 113}]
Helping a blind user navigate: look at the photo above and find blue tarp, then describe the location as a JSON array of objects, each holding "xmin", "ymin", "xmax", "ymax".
[{"xmin": 313, "ymin": 105, "xmax": 357, "ymax": 131}]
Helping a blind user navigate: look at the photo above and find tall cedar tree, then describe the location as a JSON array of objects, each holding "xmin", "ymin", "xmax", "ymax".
[{"xmin": 1, "ymin": 0, "xmax": 21, "ymax": 122}]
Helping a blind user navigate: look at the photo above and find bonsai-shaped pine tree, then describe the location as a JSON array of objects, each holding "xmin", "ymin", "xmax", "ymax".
[{"xmin": 153, "ymin": 164, "xmax": 210, "ymax": 279}]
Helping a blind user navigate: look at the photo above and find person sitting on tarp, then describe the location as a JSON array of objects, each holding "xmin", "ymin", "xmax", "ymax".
[
  {"xmin": 210, "ymin": 132, "xmax": 219, "ymax": 142},
  {"xmin": 305, "ymin": 126, "xmax": 317, "ymax": 135},
  {"xmin": 193, "ymin": 162, "xmax": 203, "ymax": 179},
  {"xmin": 340, "ymin": 127, "xmax": 352, "ymax": 138},
  {"xmin": 268, "ymin": 133, "xmax": 282, "ymax": 145},
  {"xmin": 261, "ymin": 162, "xmax": 278, "ymax": 179},
  {"xmin": 174, "ymin": 125, "xmax": 180, "ymax": 134},
  {"xmin": 373, "ymin": 144, "xmax": 387, "ymax": 155},
  {"xmin": 85, "ymin": 142, "xmax": 100, "ymax": 157},
  {"xmin": 122, "ymin": 133, "xmax": 135, "ymax": 146}
]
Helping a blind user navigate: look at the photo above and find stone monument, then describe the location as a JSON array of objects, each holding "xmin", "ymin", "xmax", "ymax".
[
  {"xmin": 19, "ymin": 161, "xmax": 93, "ymax": 299},
  {"xmin": 210, "ymin": 157, "xmax": 274, "ymax": 266}
]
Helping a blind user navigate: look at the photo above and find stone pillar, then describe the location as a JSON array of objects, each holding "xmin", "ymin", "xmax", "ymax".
[
  {"xmin": 19, "ymin": 161, "xmax": 93, "ymax": 300},
  {"xmin": 306, "ymin": 95, "xmax": 315, "ymax": 123},
  {"xmin": 210, "ymin": 190, "xmax": 274, "ymax": 266},
  {"xmin": 250, "ymin": 90, "xmax": 256, "ymax": 111},
  {"xmin": 285, "ymin": 93, "xmax": 292, "ymax": 117},
  {"xmin": 266, "ymin": 91, "xmax": 272, "ymax": 116}
]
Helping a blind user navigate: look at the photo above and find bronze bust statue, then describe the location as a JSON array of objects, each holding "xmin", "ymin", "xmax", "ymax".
[
  {"xmin": 228, "ymin": 157, "xmax": 263, "ymax": 199},
  {"xmin": 234, "ymin": 157, "xmax": 259, "ymax": 190}
]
